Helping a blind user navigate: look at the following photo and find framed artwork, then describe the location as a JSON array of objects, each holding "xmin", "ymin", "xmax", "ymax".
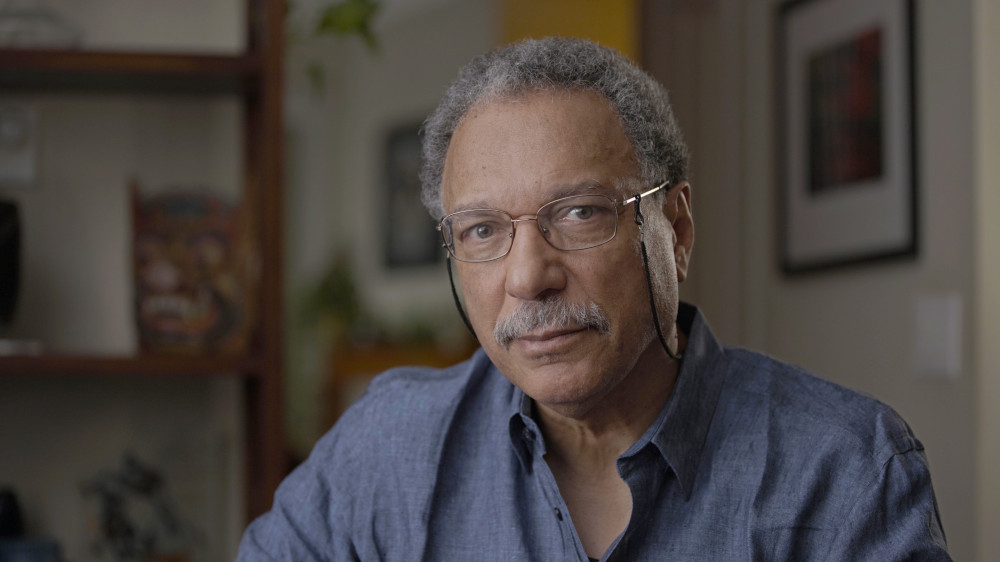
[
  {"xmin": 776, "ymin": 0, "xmax": 917, "ymax": 274},
  {"xmin": 131, "ymin": 182, "xmax": 255, "ymax": 354},
  {"xmin": 381, "ymin": 121, "xmax": 442, "ymax": 269}
]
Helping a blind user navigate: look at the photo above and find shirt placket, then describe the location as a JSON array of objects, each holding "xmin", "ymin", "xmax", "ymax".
[{"xmin": 520, "ymin": 423, "xmax": 592, "ymax": 561}]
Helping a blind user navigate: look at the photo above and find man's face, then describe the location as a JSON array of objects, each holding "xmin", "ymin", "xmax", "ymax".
[{"xmin": 441, "ymin": 89, "xmax": 691, "ymax": 417}]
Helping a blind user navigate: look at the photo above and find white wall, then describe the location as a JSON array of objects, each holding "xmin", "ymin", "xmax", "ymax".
[
  {"xmin": 645, "ymin": 0, "xmax": 982, "ymax": 559},
  {"xmin": 288, "ymin": 0, "xmax": 494, "ymax": 325},
  {"xmin": 44, "ymin": 0, "xmax": 244, "ymax": 53},
  {"xmin": 972, "ymin": 0, "xmax": 1000, "ymax": 557},
  {"xmin": 282, "ymin": 0, "xmax": 495, "ymax": 455}
]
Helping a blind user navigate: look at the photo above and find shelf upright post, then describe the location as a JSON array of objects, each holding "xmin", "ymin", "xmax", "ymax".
[{"xmin": 243, "ymin": 0, "xmax": 286, "ymax": 522}]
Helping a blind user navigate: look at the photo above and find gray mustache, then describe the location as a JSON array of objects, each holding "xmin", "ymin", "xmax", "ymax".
[{"xmin": 493, "ymin": 297, "xmax": 611, "ymax": 348}]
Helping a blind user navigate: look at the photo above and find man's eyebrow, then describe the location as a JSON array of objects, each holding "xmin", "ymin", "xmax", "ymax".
[
  {"xmin": 450, "ymin": 199, "xmax": 494, "ymax": 213},
  {"xmin": 448, "ymin": 180, "xmax": 612, "ymax": 214},
  {"xmin": 549, "ymin": 180, "xmax": 607, "ymax": 199}
]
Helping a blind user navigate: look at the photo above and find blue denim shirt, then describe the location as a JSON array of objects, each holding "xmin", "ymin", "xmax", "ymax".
[{"xmin": 238, "ymin": 304, "xmax": 949, "ymax": 561}]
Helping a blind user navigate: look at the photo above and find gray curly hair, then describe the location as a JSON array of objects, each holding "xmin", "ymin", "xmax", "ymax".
[{"xmin": 419, "ymin": 37, "xmax": 689, "ymax": 220}]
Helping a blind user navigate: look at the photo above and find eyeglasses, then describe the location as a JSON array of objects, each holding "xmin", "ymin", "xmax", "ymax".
[{"xmin": 437, "ymin": 181, "xmax": 667, "ymax": 263}]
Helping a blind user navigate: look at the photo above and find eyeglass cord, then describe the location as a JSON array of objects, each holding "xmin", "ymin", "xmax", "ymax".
[
  {"xmin": 634, "ymin": 190, "xmax": 684, "ymax": 362},
  {"xmin": 444, "ymin": 190, "xmax": 683, "ymax": 363},
  {"xmin": 446, "ymin": 254, "xmax": 477, "ymax": 342}
]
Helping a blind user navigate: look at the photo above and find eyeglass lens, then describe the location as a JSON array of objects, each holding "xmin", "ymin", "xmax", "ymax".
[{"xmin": 441, "ymin": 194, "xmax": 619, "ymax": 262}]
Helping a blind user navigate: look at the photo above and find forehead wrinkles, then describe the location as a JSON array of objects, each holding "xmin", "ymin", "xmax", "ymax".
[
  {"xmin": 453, "ymin": 91, "xmax": 635, "ymax": 164},
  {"xmin": 442, "ymin": 91, "xmax": 640, "ymax": 212}
]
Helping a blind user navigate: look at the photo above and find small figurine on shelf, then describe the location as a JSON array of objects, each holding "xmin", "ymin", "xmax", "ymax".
[
  {"xmin": 130, "ymin": 181, "xmax": 257, "ymax": 355},
  {"xmin": 81, "ymin": 452, "xmax": 202, "ymax": 562}
]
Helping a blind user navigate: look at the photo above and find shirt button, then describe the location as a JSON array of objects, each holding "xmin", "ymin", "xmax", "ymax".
[
  {"xmin": 522, "ymin": 427, "xmax": 535, "ymax": 442},
  {"xmin": 554, "ymin": 507, "xmax": 564, "ymax": 521}
]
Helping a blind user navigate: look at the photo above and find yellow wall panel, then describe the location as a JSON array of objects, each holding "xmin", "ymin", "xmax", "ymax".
[{"xmin": 499, "ymin": 0, "xmax": 638, "ymax": 60}]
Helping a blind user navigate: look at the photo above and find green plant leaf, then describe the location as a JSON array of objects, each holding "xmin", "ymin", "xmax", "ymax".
[{"xmin": 317, "ymin": 0, "xmax": 380, "ymax": 51}]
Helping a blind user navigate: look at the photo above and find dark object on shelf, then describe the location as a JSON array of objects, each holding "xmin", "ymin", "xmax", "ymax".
[
  {"xmin": 0, "ymin": 539, "xmax": 63, "ymax": 562},
  {"xmin": 0, "ymin": 487, "xmax": 24, "ymax": 538},
  {"xmin": 0, "ymin": 489, "xmax": 62, "ymax": 562},
  {"xmin": 0, "ymin": 540, "xmax": 62, "ymax": 562},
  {"xmin": 0, "ymin": 199, "xmax": 18, "ymax": 327}
]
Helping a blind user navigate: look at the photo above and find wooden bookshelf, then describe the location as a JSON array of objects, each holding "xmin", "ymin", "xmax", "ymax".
[
  {"xmin": 0, "ymin": 0, "xmax": 286, "ymax": 525},
  {"xmin": 0, "ymin": 49, "xmax": 259, "ymax": 93},
  {"xmin": 0, "ymin": 353, "xmax": 261, "ymax": 377}
]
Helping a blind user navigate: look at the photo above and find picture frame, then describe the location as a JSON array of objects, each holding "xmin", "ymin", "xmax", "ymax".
[
  {"xmin": 776, "ymin": 0, "xmax": 917, "ymax": 275},
  {"xmin": 381, "ymin": 121, "xmax": 443, "ymax": 269}
]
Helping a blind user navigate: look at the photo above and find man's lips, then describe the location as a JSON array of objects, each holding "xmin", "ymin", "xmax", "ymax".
[
  {"xmin": 517, "ymin": 327, "xmax": 583, "ymax": 342},
  {"xmin": 512, "ymin": 327, "xmax": 587, "ymax": 353}
]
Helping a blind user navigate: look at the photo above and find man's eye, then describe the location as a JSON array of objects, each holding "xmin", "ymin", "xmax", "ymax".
[
  {"xmin": 460, "ymin": 222, "xmax": 500, "ymax": 242},
  {"xmin": 567, "ymin": 206, "xmax": 595, "ymax": 220}
]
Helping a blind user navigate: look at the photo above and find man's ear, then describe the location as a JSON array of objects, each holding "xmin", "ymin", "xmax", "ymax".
[{"xmin": 663, "ymin": 181, "xmax": 694, "ymax": 283}]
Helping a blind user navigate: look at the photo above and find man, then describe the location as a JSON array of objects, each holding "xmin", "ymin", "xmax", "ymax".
[{"xmin": 238, "ymin": 38, "xmax": 948, "ymax": 560}]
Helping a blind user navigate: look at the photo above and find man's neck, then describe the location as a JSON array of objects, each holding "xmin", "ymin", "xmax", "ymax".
[
  {"xmin": 535, "ymin": 331, "xmax": 684, "ymax": 471},
  {"xmin": 533, "ymin": 335, "xmax": 683, "ymax": 559}
]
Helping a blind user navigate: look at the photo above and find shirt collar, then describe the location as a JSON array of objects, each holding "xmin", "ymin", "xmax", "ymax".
[
  {"xmin": 508, "ymin": 389, "xmax": 544, "ymax": 472},
  {"xmin": 642, "ymin": 302, "xmax": 728, "ymax": 499},
  {"xmin": 505, "ymin": 302, "xmax": 728, "ymax": 498}
]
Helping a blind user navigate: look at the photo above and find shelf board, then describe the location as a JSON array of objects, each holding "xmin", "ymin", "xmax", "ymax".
[
  {"xmin": 0, "ymin": 353, "xmax": 262, "ymax": 378},
  {"xmin": 0, "ymin": 49, "xmax": 259, "ymax": 94}
]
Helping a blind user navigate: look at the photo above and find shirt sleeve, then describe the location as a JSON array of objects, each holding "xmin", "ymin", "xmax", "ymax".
[
  {"xmin": 234, "ymin": 448, "xmax": 360, "ymax": 562},
  {"xmin": 234, "ymin": 361, "xmax": 475, "ymax": 561},
  {"xmin": 825, "ymin": 447, "xmax": 950, "ymax": 561}
]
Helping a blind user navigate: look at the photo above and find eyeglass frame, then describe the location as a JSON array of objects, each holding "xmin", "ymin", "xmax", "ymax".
[{"xmin": 436, "ymin": 180, "xmax": 669, "ymax": 263}]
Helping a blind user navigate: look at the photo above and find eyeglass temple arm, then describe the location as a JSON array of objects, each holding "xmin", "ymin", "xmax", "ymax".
[
  {"xmin": 622, "ymin": 181, "xmax": 669, "ymax": 206},
  {"xmin": 626, "ymin": 180, "xmax": 684, "ymax": 362}
]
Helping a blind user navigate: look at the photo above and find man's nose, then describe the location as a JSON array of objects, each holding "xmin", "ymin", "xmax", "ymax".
[{"xmin": 503, "ymin": 218, "xmax": 566, "ymax": 301}]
